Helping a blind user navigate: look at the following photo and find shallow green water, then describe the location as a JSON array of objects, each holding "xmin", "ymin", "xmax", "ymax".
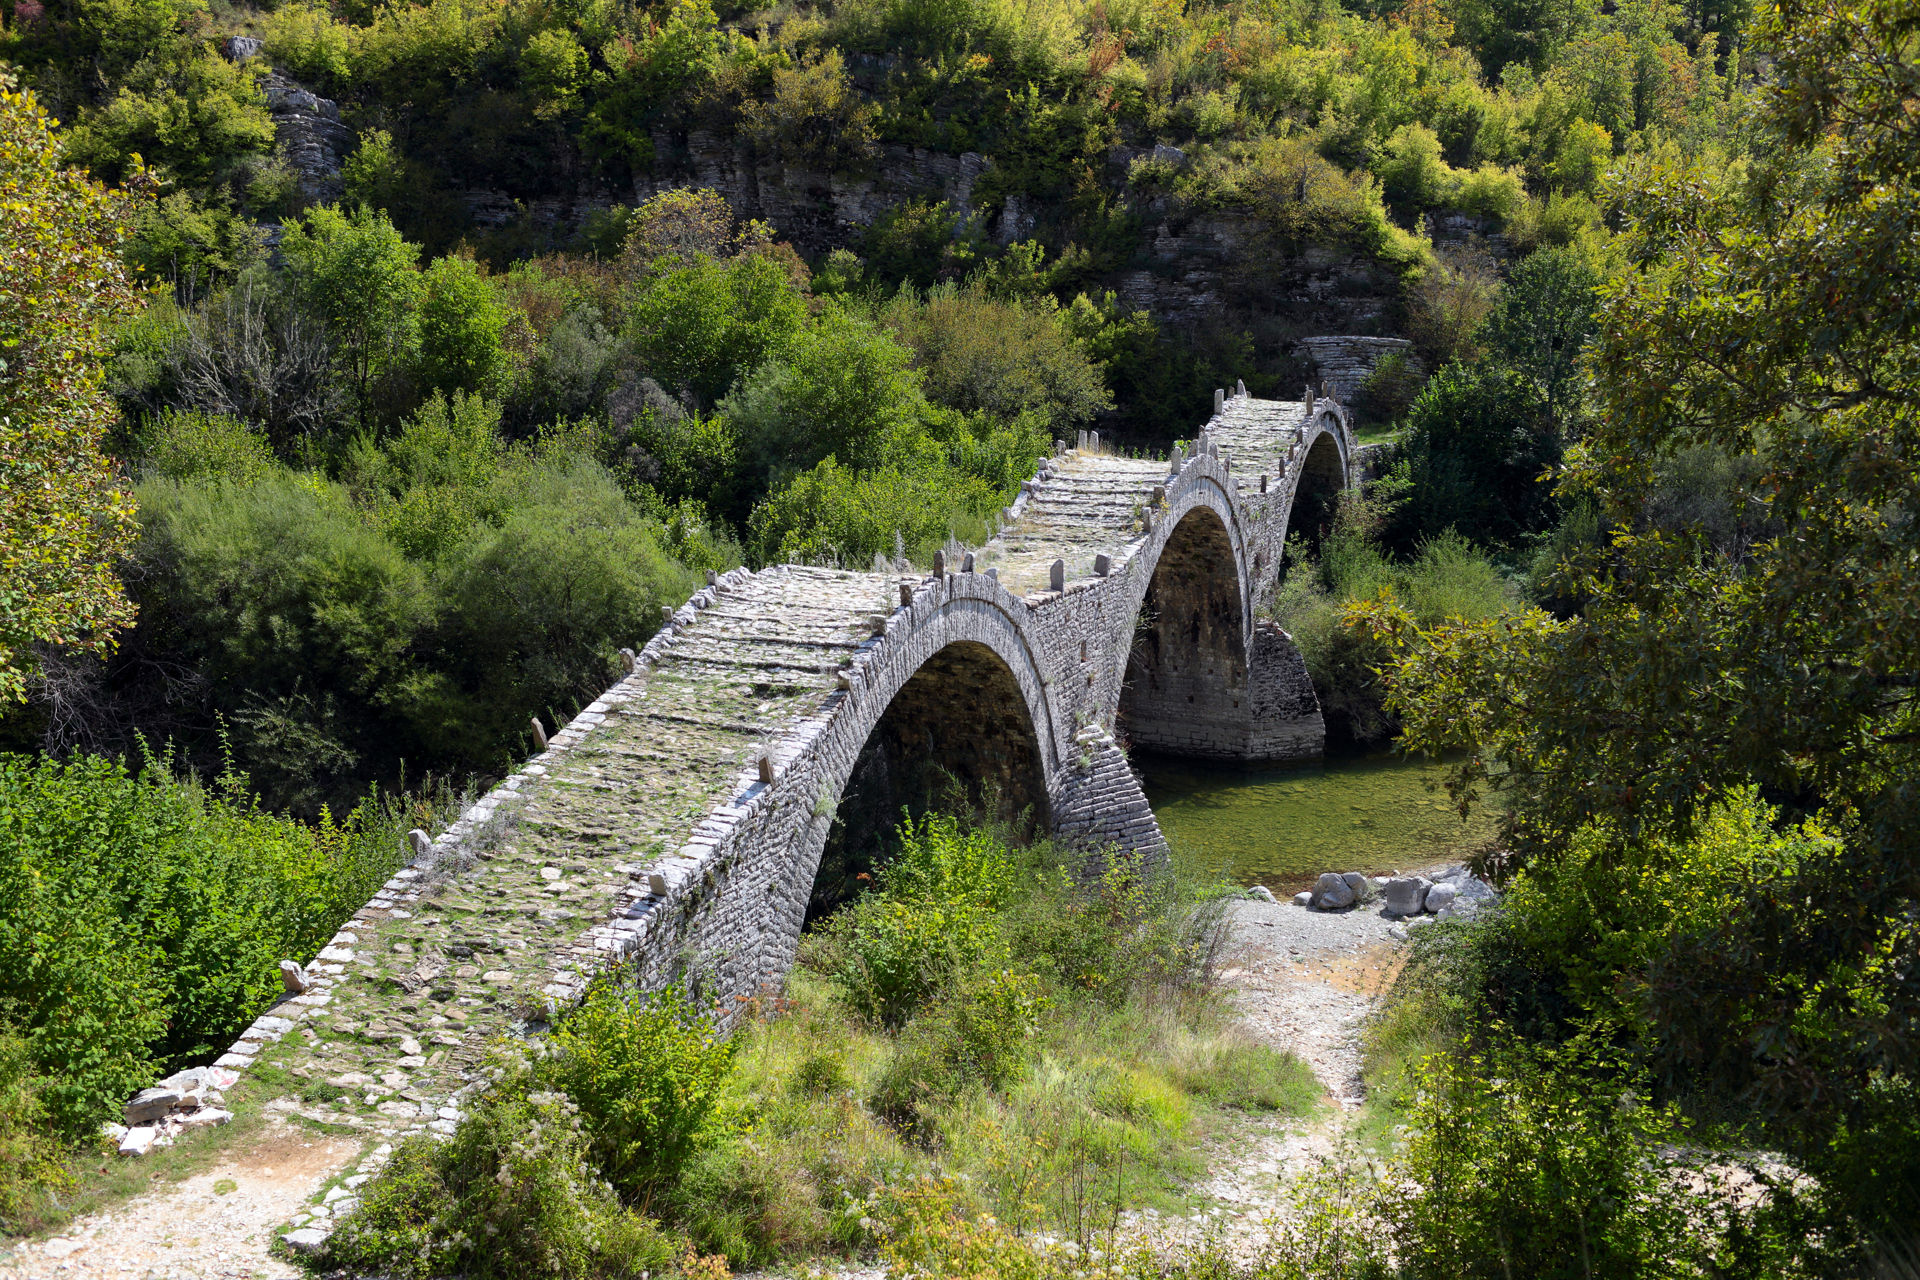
[{"xmin": 1139, "ymin": 752, "xmax": 1499, "ymax": 892}]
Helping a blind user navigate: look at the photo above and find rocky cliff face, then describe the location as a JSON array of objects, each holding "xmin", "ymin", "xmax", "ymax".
[
  {"xmin": 232, "ymin": 49, "xmax": 1414, "ymax": 352},
  {"xmin": 632, "ymin": 128, "xmax": 1407, "ymax": 340}
]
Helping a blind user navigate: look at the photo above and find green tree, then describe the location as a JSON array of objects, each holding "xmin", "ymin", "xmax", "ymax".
[
  {"xmin": 1359, "ymin": 0, "xmax": 1920, "ymax": 1247},
  {"xmin": 1453, "ymin": 0, "xmax": 1598, "ymax": 77},
  {"xmin": 885, "ymin": 284, "xmax": 1112, "ymax": 431},
  {"xmin": 417, "ymin": 255, "xmax": 513, "ymax": 398},
  {"xmin": 64, "ymin": 48, "xmax": 274, "ymax": 190},
  {"xmin": 0, "ymin": 78, "xmax": 143, "ymax": 705},
  {"xmin": 1476, "ymin": 246, "xmax": 1600, "ymax": 427},
  {"xmin": 279, "ymin": 204, "xmax": 422, "ymax": 427},
  {"xmin": 1392, "ymin": 363, "xmax": 1558, "ymax": 548},
  {"xmin": 624, "ymin": 251, "xmax": 808, "ymax": 409},
  {"xmin": 724, "ymin": 305, "xmax": 926, "ymax": 480}
]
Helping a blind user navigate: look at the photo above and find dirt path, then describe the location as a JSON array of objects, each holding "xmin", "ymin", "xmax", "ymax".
[
  {"xmin": 0, "ymin": 1125, "xmax": 360, "ymax": 1280},
  {"xmin": 1112, "ymin": 895, "xmax": 1410, "ymax": 1253}
]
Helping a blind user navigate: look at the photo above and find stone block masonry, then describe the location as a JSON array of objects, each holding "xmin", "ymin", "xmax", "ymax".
[{"xmin": 167, "ymin": 391, "xmax": 1359, "ymax": 1244}]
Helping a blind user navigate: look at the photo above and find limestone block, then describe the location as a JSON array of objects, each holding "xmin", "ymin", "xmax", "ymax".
[
  {"xmin": 1311, "ymin": 872, "xmax": 1356, "ymax": 911},
  {"xmin": 281, "ymin": 1228, "xmax": 330, "ymax": 1254},
  {"xmin": 1383, "ymin": 877, "xmax": 1432, "ymax": 917},
  {"xmin": 124, "ymin": 1088, "xmax": 181, "ymax": 1125}
]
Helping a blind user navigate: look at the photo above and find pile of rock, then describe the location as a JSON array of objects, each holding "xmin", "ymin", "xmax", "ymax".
[
  {"xmin": 1380, "ymin": 865, "xmax": 1498, "ymax": 921},
  {"xmin": 104, "ymin": 1065, "xmax": 239, "ymax": 1156},
  {"xmin": 1256, "ymin": 864, "xmax": 1500, "ymax": 920}
]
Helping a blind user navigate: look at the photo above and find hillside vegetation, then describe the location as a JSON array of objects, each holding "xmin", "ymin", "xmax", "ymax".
[{"xmin": 4, "ymin": 0, "xmax": 1916, "ymax": 1271}]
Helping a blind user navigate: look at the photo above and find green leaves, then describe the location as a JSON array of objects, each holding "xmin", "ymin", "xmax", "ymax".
[
  {"xmin": 0, "ymin": 752, "xmax": 414, "ymax": 1133},
  {"xmin": 543, "ymin": 978, "xmax": 736, "ymax": 1205}
]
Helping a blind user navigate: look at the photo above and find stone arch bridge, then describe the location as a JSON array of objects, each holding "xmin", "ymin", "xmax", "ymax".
[{"xmin": 203, "ymin": 388, "xmax": 1356, "ymax": 1151}]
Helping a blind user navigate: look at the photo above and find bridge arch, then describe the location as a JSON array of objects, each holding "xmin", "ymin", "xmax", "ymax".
[
  {"xmin": 756, "ymin": 573, "xmax": 1071, "ymax": 979},
  {"xmin": 809, "ymin": 638, "xmax": 1052, "ymax": 920},
  {"xmin": 1118, "ymin": 503, "xmax": 1251, "ymax": 757},
  {"xmin": 1287, "ymin": 424, "xmax": 1350, "ymax": 555}
]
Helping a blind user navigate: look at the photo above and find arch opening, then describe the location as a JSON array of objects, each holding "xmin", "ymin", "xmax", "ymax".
[
  {"xmin": 809, "ymin": 640, "xmax": 1051, "ymax": 924},
  {"xmin": 1117, "ymin": 507, "xmax": 1250, "ymax": 760},
  {"xmin": 1287, "ymin": 429, "xmax": 1347, "ymax": 559}
]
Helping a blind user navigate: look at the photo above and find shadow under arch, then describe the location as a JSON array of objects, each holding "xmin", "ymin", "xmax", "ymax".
[
  {"xmin": 808, "ymin": 639, "xmax": 1052, "ymax": 924},
  {"xmin": 1117, "ymin": 505, "xmax": 1252, "ymax": 760},
  {"xmin": 1288, "ymin": 428, "xmax": 1349, "ymax": 558}
]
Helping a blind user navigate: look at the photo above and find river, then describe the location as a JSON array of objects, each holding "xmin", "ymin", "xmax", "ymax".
[{"xmin": 1138, "ymin": 751, "xmax": 1500, "ymax": 893}]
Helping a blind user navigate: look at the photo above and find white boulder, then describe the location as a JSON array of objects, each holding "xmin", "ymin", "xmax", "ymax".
[
  {"xmin": 1311, "ymin": 872, "xmax": 1356, "ymax": 911},
  {"xmin": 1383, "ymin": 876, "xmax": 1432, "ymax": 917}
]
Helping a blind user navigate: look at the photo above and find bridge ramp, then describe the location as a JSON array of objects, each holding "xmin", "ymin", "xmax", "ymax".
[
  {"xmin": 217, "ymin": 567, "xmax": 903, "ymax": 1143},
  {"xmin": 980, "ymin": 452, "xmax": 1167, "ymax": 595}
]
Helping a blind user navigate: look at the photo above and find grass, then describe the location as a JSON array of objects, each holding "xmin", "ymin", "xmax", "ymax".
[
  {"xmin": 670, "ymin": 966, "xmax": 1321, "ymax": 1268},
  {"xmin": 0, "ymin": 1064, "xmax": 282, "ymax": 1241}
]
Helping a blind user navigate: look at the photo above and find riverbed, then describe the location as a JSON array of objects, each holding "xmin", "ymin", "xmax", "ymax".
[{"xmin": 1139, "ymin": 752, "xmax": 1500, "ymax": 892}]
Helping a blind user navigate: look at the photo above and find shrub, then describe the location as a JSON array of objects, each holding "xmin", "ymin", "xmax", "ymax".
[
  {"xmin": 625, "ymin": 250, "xmax": 809, "ymax": 410},
  {"xmin": 859, "ymin": 200, "xmax": 972, "ymax": 289},
  {"xmin": 65, "ymin": 50, "xmax": 275, "ymax": 190},
  {"xmin": 1274, "ymin": 484, "xmax": 1514, "ymax": 748},
  {"xmin": 1393, "ymin": 361, "xmax": 1558, "ymax": 548},
  {"xmin": 133, "ymin": 471, "xmax": 432, "ymax": 810},
  {"xmin": 1383, "ymin": 1033, "xmax": 1704, "ymax": 1280},
  {"xmin": 1374, "ymin": 122, "xmax": 1454, "ymax": 214},
  {"xmin": 423, "ymin": 456, "xmax": 699, "ymax": 761},
  {"xmin": 261, "ymin": 1, "xmax": 354, "ymax": 85},
  {"xmin": 0, "ymin": 1034, "xmax": 70, "ymax": 1236},
  {"xmin": 0, "ymin": 753, "xmax": 416, "ymax": 1133},
  {"xmin": 323, "ymin": 1057, "xmax": 690, "ymax": 1280},
  {"xmin": 725, "ymin": 305, "xmax": 925, "ymax": 479},
  {"xmin": 1453, "ymin": 163, "xmax": 1526, "ymax": 219},
  {"xmin": 870, "ymin": 969, "xmax": 1049, "ymax": 1128},
  {"xmin": 747, "ymin": 454, "xmax": 991, "ymax": 567},
  {"xmin": 740, "ymin": 50, "xmax": 877, "ymax": 169},
  {"xmin": 805, "ymin": 814, "xmax": 1020, "ymax": 1026},
  {"xmin": 813, "ymin": 896, "xmax": 1006, "ymax": 1028},
  {"xmin": 539, "ymin": 978, "xmax": 737, "ymax": 1208},
  {"xmin": 140, "ymin": 408, "xmax": 277, "ymax": 483},
  {"xmin": 883, "ymin": 283, "xmax": 1111, "ymax": 431},
  {"xmin": 416, "ymin": 254, "xmax": 515, "ymax": 399}
]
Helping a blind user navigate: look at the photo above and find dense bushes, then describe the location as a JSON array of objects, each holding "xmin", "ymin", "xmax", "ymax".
[
  {"xmin": 0, "ymin": 752, "xmax": 427, "ymax": 1137},
  {"xmin": 1271, "ymin": 482, "xmax": 1514, "ymax": 749},
  {"xmin": 542, "ymin": 979, "xmax": 736, "ymax": 1207},
  {"xmin": 110, "ymin": 402, "xmax": 707, "ymax": 815},
  {"xmin": 0, "ymin": 187, "xmax": 1146, "ymax": 812},
  {"xmin": 321, "ymin": 1057, "xmax": 695, "ymax": 1280}
]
